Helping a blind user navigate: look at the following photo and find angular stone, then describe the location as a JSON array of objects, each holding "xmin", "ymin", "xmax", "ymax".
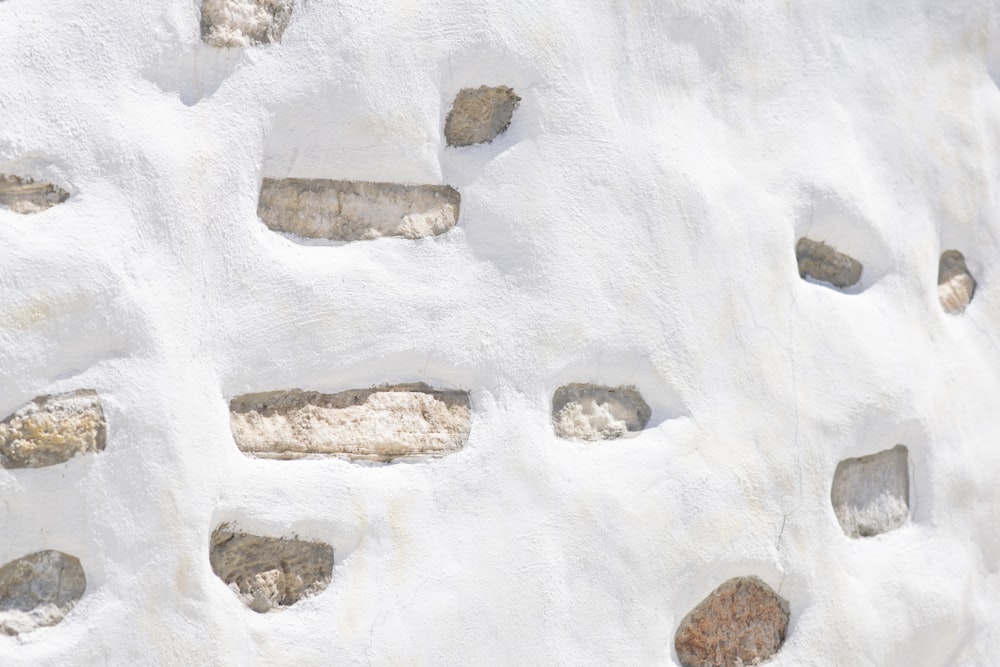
[
  {"xmin": 0, "ymin": 550, "xmax": 86, "ymax": 636},
  {"xmin": 257, "ymin": 178, "xmax": 461, "ymax": 242},
  {"xmin": 200, "ymin": 0, "xmax": 293, "ymax": 48},
  {"xmin": 674, "ymin": 576, "xmax": 789, "ymax": 667},
  {"xmin": 831, "ymin": 445, "xmax": 909, "ymax": 538},
  {"xmin": 551, "ymin": 384, "xmax": 651, "ymax": 441},
  {"xmin": 0, "ymin": 390, "xmax": 106, "ymax": 469},
  {"xmin": 230, "ymin": 383, "xmax": 471, "ymax": 461},
  {"xmin": 0, "ymin": 174, "xmax": 69, "ymax": 214},
  {"xmin": 210, "ymin": 525, "xmax": 333, "ymax": 613},
  {"xmin": 795, "ymin": 237, "xmax": 863, "ymax": 289},
  {"xmin": 938, "ymin": 250, "xmax": 976, "ymax": 315},
  {"xmin": 444, "ymin": 86, "xmax": 521, "ymax": 147}
]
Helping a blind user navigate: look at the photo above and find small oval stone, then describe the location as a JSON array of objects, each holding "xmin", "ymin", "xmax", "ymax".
[{"xmin": 0, "ymin": 550, "xmax": 86, "ymax": 635}]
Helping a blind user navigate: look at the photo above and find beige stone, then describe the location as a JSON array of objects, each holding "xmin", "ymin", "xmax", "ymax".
[
  {"xmin": 551, "ymin": 384, "xmax": 650, "ymax": 441},
  {"xmin": 795, "ymin": 237, "xmax": 863, "ymax": 289},
  {"xmin": 200, "ymin": 0, "xmax": 293, "ymax": 48},
  {"xmin": 229, "ymin": 383, "xmax": 471, "ymax": 461},
  {"xmin": 674, "ymin": 576, "xmax": 789, "ymax": 667},
  {"xmin": 210, "ymin": 525, "xmax": 333, "ymax": 613},
  {"xmin": 0, "ymin": 550, "xmax": 86, "ymax": 636},
  {"xmin": 0, "ymin": 390, "xmax": 106, "ymax": 469},
  {"xmin": 831, "ymin": 445, "xmax": 909, "ymax": 538},
  {"xmin": 937, "ymin": 249, "xmax": 975, "ymax": 315},
  {"xmin": 257, "ymin": 178, "xmax": 461, "ymax": 242},
  {"xmin": 444, "ymin": 86, "xmax": 521, "ymax": 147},
  {"xmin": 0, "ymin": 174, "xmax": 69, "ymax": 214}
]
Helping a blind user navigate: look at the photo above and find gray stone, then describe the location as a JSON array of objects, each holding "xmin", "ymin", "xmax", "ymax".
[
  {"xmin": 210, "ymin": 525, "xmax": 333, "ymax": 613},
  {"xmin": 0, "ymin": 390, "xmax": 106, "ymax": 469},
  {"xmin": 831, "ymin": 445, "xmax": 909, "ymax": 538},
  {"xmin": 795, "ymin": 237, "xmax": 863, "ymax": 289},
  {"xmin": 0, "ymin": 550, "xmax": 86, "ymax": 636},
  {"xmin": 551, "ymin": 384, "xmax": 651, "ymax": 441},
  {"xmin": 937, "ymin": 250, "xmax": 976, "ymax": 315},
  {"xmin": 0, "ymin": 174, "xmax": 68, "ymax": 214},
  {"xmin": 200, "ymin": 0, "xmax": 293, "ymax": 48},
  {"xmin": 444, "ymin": 86, "xmax": 521, "ymax": 147},
  {"xmin": 257, "ymin": 178, "xmax": 461, "ymax": 242}
]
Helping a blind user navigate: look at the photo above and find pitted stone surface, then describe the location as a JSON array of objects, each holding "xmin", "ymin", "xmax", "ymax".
[
  {"xmin": 831, "ymin": 445, "xmax": 909, "ymax": 538},
  {"xmin": 257, "ymin": 178, "xmax": 461, "ymax": 242},
  {"xmin": 0, "ymin": 175, "xmax": 69, "ymax": 214},
  {"xmin": 210, "ymin": 525, "xmax": 333, "ymax": 613},
  {"xmin": 230, "ymin": 383, "xmax": 471, "ymax": 461},
  {"xmin": 0, "ymin": 390, "xmax": 106, "ymax": 469},
  {"xmin": 0, "ymin": 550, "xmax": 86, "ymax": 636},
  {"xmin": 674, "ymin": 576, "xmax": 789, "ymax": 667},
  {"xmin": 551, "ymin": 384, "xmax": 651, "ymax": 441},
  {"xmin": 200, "ymin": 0, "xmax": 293, "ymax": 48},
  {"xmin": 444, "ymin": 86, "xmax": 521, "ymax": 147},
  {"xmin": 938, "ymin": 250, "xmax": 976, "ymax": 315},
  {"xmin": 795, "ymin": 237, "xmax": 863, "ymax": 289}
]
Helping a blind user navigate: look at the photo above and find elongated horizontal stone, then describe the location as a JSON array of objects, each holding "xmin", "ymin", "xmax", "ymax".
[
  {"xmin": 0, "ymin": 390, "xmax": 106, "ymax": 469},
  {"xmin": 831, "ymin": 445, "xmax": 909, "ymax": 538},
  {"xmin": 200, "ymin": 0, "xmax": 293, "ymax": 48},
  {"xmin": 938, "ymin": 249, "xmax": 976, "ymax": 315},
  {"xmin": 257, "ymin": 178, "xmax": 461, "ymax": 242},
  {"xmin": 210, "ymin": 525, "xmax": 333, "ymax": 613},
  {"xmin": 795, "ymin": 237, "xmax": 862, "ymax": 289},
  {"xmin": 445, "ymin": 86, "xmax": 521, "ymax": 147},
  {"xmin": 0, "ymin": 174, "xmax": 69, "ymax": 214},
  {"xmin": 0, "ymin": 550, "xmax": 86, "ymax": 635},
  {"xmin": 230, "ymin": 383, "xmax": 471, "ymax": 461},
  {"xmin": 551, "ymin": 383, "xmax": 651, "ymax": 441}
]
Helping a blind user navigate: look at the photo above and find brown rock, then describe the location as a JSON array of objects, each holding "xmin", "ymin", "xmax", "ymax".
[
  {"xmin": 937, "ymin": 250, "xmax": 975, "ymax": 315},
  {"xmin": 444, "ymin": 86, "xmax": 521, "ymax": 147},
  {"xmin": 795, "ymin": 237, "xmax": 862, "ymax": 289}
]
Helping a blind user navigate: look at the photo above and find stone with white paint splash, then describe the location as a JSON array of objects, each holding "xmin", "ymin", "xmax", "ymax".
[
  {"xmin": 0, "ymin": 551, "xmax": 86, "ymax": 636},
  {"xmin": 0, "ymin": 390, "xmax": 106, "ymax": 469},
  {"xmin": 0, "ymin": 175, "xmax": 68, "ymax": 214},
  {"xmin": 937, "ymin": 250, "xmax": 976, "ymax": 315},
  {"xmin": 200, "ymin": 0, "xmax": 293, "ymax": 48},
  {"xmin": 831, "ymin": 445, "xmax": 909, "ymax": 538},
  {"xmin": 551, "ymin": 384, "xmax": 650, "ymax": 441}
]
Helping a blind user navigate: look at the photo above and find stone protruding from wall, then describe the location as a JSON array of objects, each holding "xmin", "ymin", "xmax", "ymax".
[
  {"xmin": 795, "ymin": 237, "xmax": 863, "ymax": 289},
  {"xmin": 0, "ymin": 390, "xmax": 106, "ymax": 469},
  {"xmin": 200, "ymin": 0, "xmax": 293, "ymax": 48},
  {"xmin": 831, "ymin": 444, "xmax": 909, "ymax": 538},
  {"xmin": 0, "ymin": 550, "xmax": 86, "ymax": 636},
  {"xmin": 230, "ymin": 383, "xmax": 471, "ymax": 461},
  {"xmin": 210, "ymin": 525, "xmax": 333, "ymax": 613},
  {"xmin": 257, "ymin": 178, "xmax": 461, "ymax": 242},
  {"xmin": 937, "ymin": 250, "xmax": 976, "ymax": 315},
  {"xmin": 444, "ymin": 86, "xmax": 521, "ymax": 147},
  {"xmin": 674, "ymin": 576, "xmax": 789, "ymax": 667},
  {"xmin": 551, "ymin": 384, "xmax": 651, "ymax": 441},
  {"xmin": 0, "ymin": 174, "xmax": 69, "ymax": 214}
]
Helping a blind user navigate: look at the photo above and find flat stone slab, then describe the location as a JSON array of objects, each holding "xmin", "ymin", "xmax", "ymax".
[
  {"xmin": 445, "ymin": 86, "xmax": 521, "ymax": 147},
  {"xmin": 795, "ymin": 237, "xmax": 862, "ymax": 289},
  {"xmin": 210, "ymin": 525, "xmax": 333, "ymax": 613},
  {"xmin": 200, "ymin": 0, "xmax": 293, "ymax": 48},
  {"xmin": 0, "ymin": 174, "xmax": 69, "ymax": 214},
  {"xmin": 938, "ymin": 250, "xmax": 976, "ymax": 315},
  {"xmin": 0, "ymin": 390, "xmax": 106, "ymax": 469},
  {"xmin": 551, "ymin": 383, "xmax": 651, "ymax": 441},
  {"xmin": 0, "ymin": 550, "xmax": 86, "ymax": 636},
  {"xmin": 674, "ymin": 576, "xmax": 789, "ymax": 667},
  {"xmin": 257, "ymin": 178, "xmax": 461, "ymax": 242},
  {"xmin": 230, "ymin": 383, "xmax": 471, "ymax": 461},
  {"xmin": 831, "ymin": 444, "xmax": 909, "ymax": 538}
]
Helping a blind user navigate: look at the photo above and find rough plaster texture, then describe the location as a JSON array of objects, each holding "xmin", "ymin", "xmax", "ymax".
[
  {"xmin": 937, "ymin": 249, "xmax": 976, "ymax": 315},
  {"xmin": 831, "ymin": 445, "xmax": 910, "ymax": 538},
  {"xmin": 230, "ymin": 384, "xmax": 471, "ymax": 461},
  {"xmin": 795, "ymin": 237, "xmax": 863, "ymax": 289},
  {"xmin": 0, "ymin": 390, "xmax": 106, "ymax": 469},
  {"xmin": 674, "ymin": 577, "xmax": 789, "ymax": 667},
  {"xmin": 444, "ymin": 86, "xmax": 521, "ymax": 147},
  {"xmin": 0, "ymin": 551, "xmax": 85, "ymax": 636},
  {"xmin": 0, "ymin": 175, "xmax": 68, "ymax": 215},
  {"xmin": 257, "ymin": 178, "xmax": 461, "ymax": 242},
  {"xmin": 551, "ymin": 384, "xmax": 650, "ymax": 441},
  {"xmin": 210, "ymin": 525, "xmax": 333, "ymax": 613},
  {"xmin": 200, "ymin": 0, "xmax": 293, "ymax": 48}
]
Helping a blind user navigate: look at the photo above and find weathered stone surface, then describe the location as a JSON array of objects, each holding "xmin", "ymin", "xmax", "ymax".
[
  {"xmin": 674, "ymin": 576, "xmax": 789, "ymax": 667},
  {"xmin": 444, "ymin": 86, "xmax": 521, "ymax": 147},
  {"xmin": 200, "ymin": 0, "xmax": 293, "ymax": 48},
  {"xmin": 0, "ymin": 550, "xmax": 86, "ymax": 636},
  {"xmin": 831, "ymin": 445, "xmax": 909, "ymax": 538},
  {"xmin": 938, "ymin": 249, "xmax": 976, "ymax": 315},
  {"xmin": 230, "ymin": 383, "xmax": 471, "ymax": 461},
  {"xmin": 551, "ymin": 384, "xmax": 651, "ymax": 441},
  {"xmin": 0, "ymin": 390, "xmax": 106, "ymax": 469},
  {"xmin": 795, "ymin": 237, "xmax": 863, "ymax": 289},
  {"xmin": 257, "ymin": 178, "xmax": 461, "ymax": 242},
  {"xmin": 210, "ymin": 525, "xmax": 333, "ymax": 613},
  {"xmin": 0, "ymin": 174, "xmax": 69, "ymax": 214}
]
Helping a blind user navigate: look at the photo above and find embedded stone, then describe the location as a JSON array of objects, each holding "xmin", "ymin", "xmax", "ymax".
[
  {"xmin": 0, "ymin": 550, "xmax": 86, "ymax": 636},
  {"xmin": 551, "ymin": 384, "xmax": 651, "ymax": 441},
  {"xmin": 444, "ymin": 86, "xmax": 521, "ymax": 147},
  {"xmin": 831, "ymin": 445, "xmax": 909, "ymax": 538},
  {"xmin": 0, "ymin": 390, "xmax": 106, "ymax": 469},
  {"xmin": 200, "ymin": 0, "xmax": 293, "ymax": 48},
  {"xmin": 937, "ymin": 250, "xmax": 976, "ymax": 315},
  {"xmin": 210, "ymin": 525, "xmax": 333, "ymax": 613},
  {"xmin": 674, "ymin": 576, "xmax": 789, "ymax": 667},
  {"xmin": 795, "ymin": 237, "xmax": 863, "ymax": 289},
  {"xmin": 229, "ymin": 383, "xmax": 471, "ymax": 461},
  {"xmin": 0, "ymin": 174, "xmax": 69, "ymax": 214},
  {"xmin": 257, "ymin": 178, "xmax": 461, "ymax": 242}
]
